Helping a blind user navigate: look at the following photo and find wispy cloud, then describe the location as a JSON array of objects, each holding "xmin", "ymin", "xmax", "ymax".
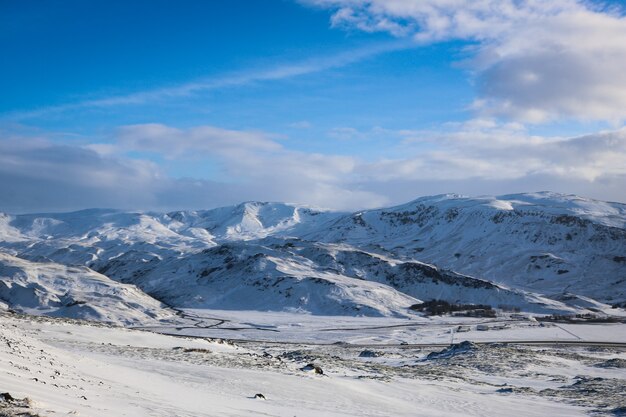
[
  {"xmin": 288, "ymin": 120, "xmax": 313, "ymax": 129},
  {"xmin": 2, "ymin": 40, "xmax": 411, "ymax": 122}
]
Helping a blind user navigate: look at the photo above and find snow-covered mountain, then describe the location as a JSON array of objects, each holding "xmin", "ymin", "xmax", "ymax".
[
  {"xmin": 305, "ymin": 192, "xmax": 626, "ymax": 304},
  {"xmin": 165, "ymin": 201, "xmax": 341, "ymax": 241},
  {"xmin": 0, "ymin": 192, "xmax": 624, "ymax": 322},
  {"xmin": 1, "ymin": 202, "xmax": 339, "ymax": 245}
]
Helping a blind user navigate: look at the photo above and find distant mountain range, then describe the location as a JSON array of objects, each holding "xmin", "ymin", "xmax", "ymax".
[{"xmin": 1, "ymin": 192, "xmax": 624, "ymax": 324}]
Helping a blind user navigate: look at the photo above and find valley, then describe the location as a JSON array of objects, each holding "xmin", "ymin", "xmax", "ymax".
[{"xmin": 1, "ymin": 192, "xmax": 625, "ymax": 416}]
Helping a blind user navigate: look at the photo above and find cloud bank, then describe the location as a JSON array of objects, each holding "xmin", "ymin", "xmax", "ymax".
[{"xmin": 1, "ymin": 123, "xmax": 625, "ymax": 213}]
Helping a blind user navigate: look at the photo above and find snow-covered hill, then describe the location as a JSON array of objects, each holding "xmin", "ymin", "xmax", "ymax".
[
  {"xmin": 91, "ymin": 238, "xmax": 574, "ymax": 316},
  {"xmin": 0, "ymin": 192, "xmax": 624, "ymax": 322},
  {"xmin": 0, "ymin": 252, "xmax": 177, "ymax": 325}
]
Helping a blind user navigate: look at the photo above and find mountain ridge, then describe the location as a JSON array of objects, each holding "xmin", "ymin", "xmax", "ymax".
[{"xmin": 1, "ymin": 192, "xmax": 624, "ymax": 322}]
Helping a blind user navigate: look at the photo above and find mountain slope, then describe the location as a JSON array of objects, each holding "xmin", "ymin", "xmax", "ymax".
[
  {"xmin": 0, "ymin": 252, "xmax": 177, "ymax": 325},
  {"xmin": 95, "ymin": 239, "xmax": 422, "ymax": 317},
  {"xmin": 92, "ymin": 238, "xmax": 580, "ymax": 316}
]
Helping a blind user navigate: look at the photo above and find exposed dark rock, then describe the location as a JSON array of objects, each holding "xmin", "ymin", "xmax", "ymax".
[
  {"xmin": 359, "ymin": 350, "xmax": 383, "ymax": 358},
  {"xmin": 0, "ymin": 392, "xmax": 39, "ymax": 417},
  {"xmin": 0, "ymin": 393, "xmax": 15, "ymax": 402},
  {"xmin": 426, "ymin": 341, "xmax": 478, "ymax": 360},
  {"xmin": 595, "ymin": 358, "xmax": 626, "ymax": 369},
  {"xmin": 301, "ymin": 363, "xmax": 324, "ymax": 374}
]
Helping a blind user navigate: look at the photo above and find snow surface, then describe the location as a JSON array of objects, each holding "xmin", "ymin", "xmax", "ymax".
[
  {"xmin": 142, "ymin": 308, "xmax": 626, "ymax": 345},
  {"xmin": 3, "ymin": 312, "xmax": 620, "ymax": 416}
]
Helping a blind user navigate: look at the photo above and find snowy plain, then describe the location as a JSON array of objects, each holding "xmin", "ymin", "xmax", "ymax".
[{"xmin": 2, "ymin": 312, "xmax": 625, "ymax": 417}]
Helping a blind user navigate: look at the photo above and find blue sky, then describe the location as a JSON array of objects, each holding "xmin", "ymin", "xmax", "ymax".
[
  {"xmin": 2, "ymin": 1, "xmax": 471, "ymax": 136},
  {"xmin": 1, "ymin": 0, "xmax": 626, "ymax": 212}
]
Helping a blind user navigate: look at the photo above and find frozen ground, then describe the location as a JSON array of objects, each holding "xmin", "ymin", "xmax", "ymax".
[
  {"xmin": 139, "ymin": 308, "xmax": 626, "ymax": 345},
  {"xmin": 2, "ymin": 311, "xmax": 625, "ymax": 416}
]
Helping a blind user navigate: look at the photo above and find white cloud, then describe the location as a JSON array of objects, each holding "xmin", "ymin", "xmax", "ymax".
[
  {"xmin": 111, "ymin": 122, "xmax": 626, "ymax": 206},
  {"xmin": 113, "ymin": 123, "xmax": 384, "ymax": 210},
  {"xmin": 0, "ymin": 136, "xmax": 164, "ymax": 212},
  {"xmin": 362, "ymin": 122, "xmax": 626, "ymax": 182},
  {"xmin": 303, "ymin": 0, "xmax": 626, "ymax": 123},
  {"xmin": 2, "ymin": 123, "xmax": 626, "ymax": 213},
  {"xmin": 117, "ymin": 124, "xmax": 282, "ymax": 158}
]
